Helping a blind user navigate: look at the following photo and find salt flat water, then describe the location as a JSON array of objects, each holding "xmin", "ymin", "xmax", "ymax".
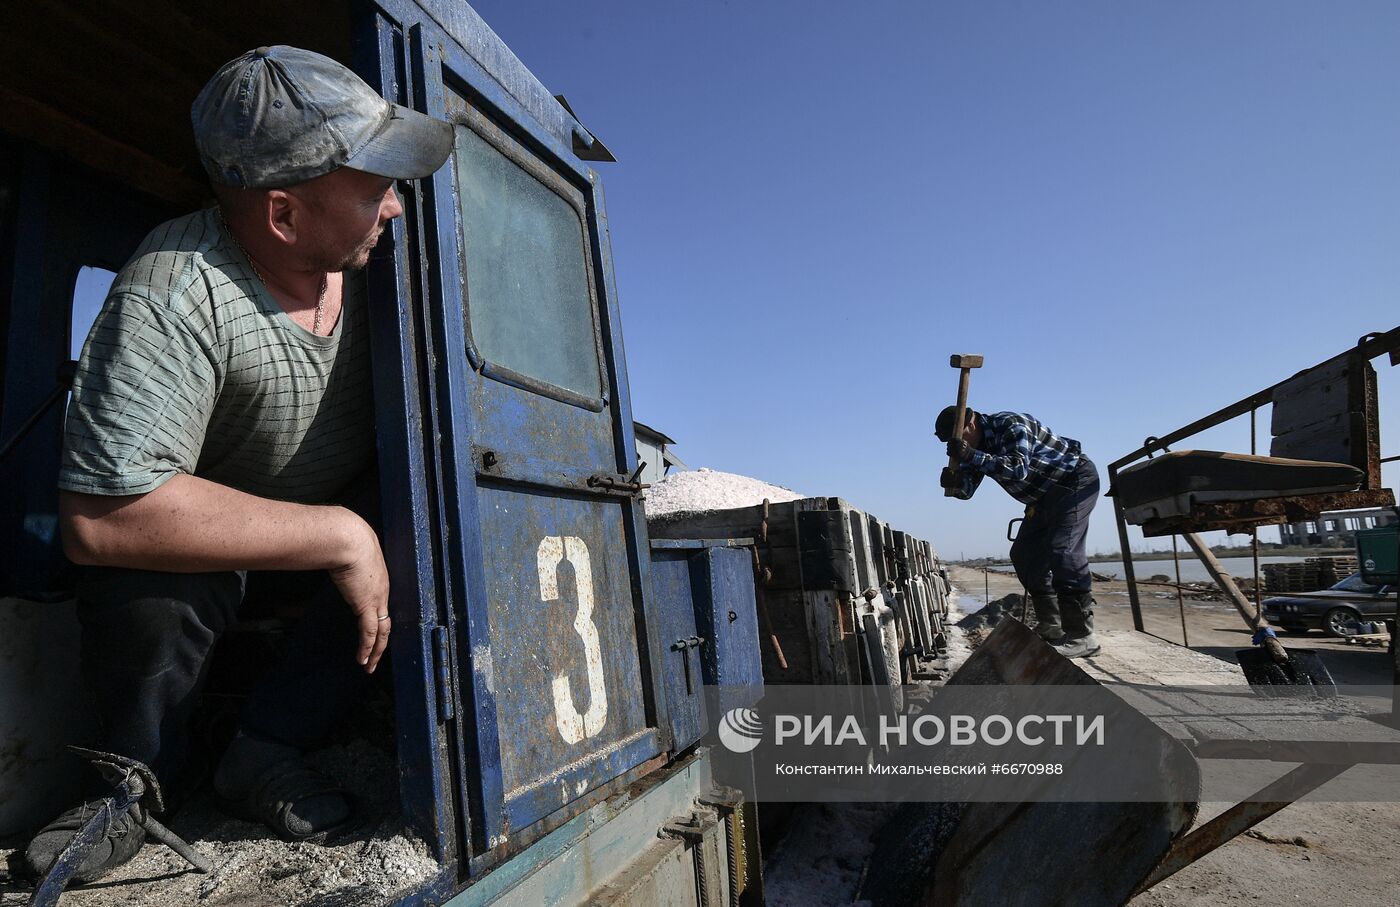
[{"xmin": 987, "ymin": 555, "xmax": 1314, "ymax": 585}]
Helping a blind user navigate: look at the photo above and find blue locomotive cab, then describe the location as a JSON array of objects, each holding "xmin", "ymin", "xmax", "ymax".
[{"xmin": 0, "ymin": 2, "xmax": 761, "ymax": 904}]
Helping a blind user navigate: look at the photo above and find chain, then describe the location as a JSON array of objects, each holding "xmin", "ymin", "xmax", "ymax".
[{"xmin": 218, "ymin": 208, "xmax": 328, "ymax": 335}]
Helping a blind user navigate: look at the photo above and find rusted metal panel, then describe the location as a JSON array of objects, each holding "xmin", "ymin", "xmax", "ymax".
[
  {"xmin": 689, "ymin": 546, "xmax": 765, "ymax": 712},
  {"xmin": 1138, "ymin": 487, "xmax": 1396, "ymax": 537}
]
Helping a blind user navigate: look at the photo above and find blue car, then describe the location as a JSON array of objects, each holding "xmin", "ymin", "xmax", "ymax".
[{"xmin": 1263, "ymin": 572, "xmax": 1397, "ymax": 637}]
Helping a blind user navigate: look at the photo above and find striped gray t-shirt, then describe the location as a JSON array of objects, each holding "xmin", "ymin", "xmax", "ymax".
[{"xmin": 60, "ymin": 208, "xmax": 375, "ymax": 504}]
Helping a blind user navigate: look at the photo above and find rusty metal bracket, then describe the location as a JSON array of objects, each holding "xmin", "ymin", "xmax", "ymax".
[
  {"xmin": 747, "ymin": 543, "xmax": 787, "ymax": 671},
  {"xmin": 696, "ymin": 786, "xmax": 743, "ymax": 811},
  {"xmin": 661, "ymin": 808, "xmax": 723, "ymax": 907},
  {"xmin": 660, "ymin": 808, "xmax": 715, "ymax": 843},
  {"xmin": 747, "ymin": 499, "xmax": 788, "ymax": 670},
  {"xmin": 696, "ymin": 789, "xmax": 748, "ymax": 904},
  {"xmin": 1135, "ymin": 761, "xmax": 1348, "ymax": 894}
]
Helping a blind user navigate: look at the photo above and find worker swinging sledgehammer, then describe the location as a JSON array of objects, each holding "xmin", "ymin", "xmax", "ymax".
[{"xmin": 936, "ymin": 354, "xmax": 1103, "ymax": 658}]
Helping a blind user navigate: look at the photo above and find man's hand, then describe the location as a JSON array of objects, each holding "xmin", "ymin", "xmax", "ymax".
[
  {"xmin": 939, "ymin": 466, "xmax": 962, "ymax": 490},
  {"xmin": 328, "ymin": 514, "xmax": 392, "ymax": 673},
  {"xmin": 61, "ymin": 477, "xmax": 393, "ymax": 673},
  {"xmin": 947, "ymin": 438, "xmax": 974, "ymax": 463}
]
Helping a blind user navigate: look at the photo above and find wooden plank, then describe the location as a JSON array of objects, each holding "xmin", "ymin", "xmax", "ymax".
[
  {"xmin": 1269, "ymin": 359, "xmax": 1355, "ymax": 436},
  {"xmin": 1270, "ymin": 412, "xmax": 1365, "ymax": 465},
  {"xmin": 803, "ymin": 590, "xmax": 842, "ymax": 684},
  {"xmin": 647, "ymin": 500, "xmax": 801, "ymax": 548},
  {"xmin": 757, "ymin": 589, "xmax": 815, "ymax": 682},
  {"xmin": 1271, "ymin": 396, "xmax": 1360, "ymax": 438}
]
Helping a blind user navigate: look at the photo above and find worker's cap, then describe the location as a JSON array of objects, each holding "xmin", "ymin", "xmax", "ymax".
[
  {"xmin": 192, "ymin": 45, "xmax": 454, "ymax": 189},
  {"xmin": 935, "ymin": 405, "xmax": 975, "ymax": 442}
]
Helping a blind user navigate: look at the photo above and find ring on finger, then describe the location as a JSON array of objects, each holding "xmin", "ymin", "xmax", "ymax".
[{"xmin": 376, "ymin": 614, "xmax": 390, "ymax": 621}]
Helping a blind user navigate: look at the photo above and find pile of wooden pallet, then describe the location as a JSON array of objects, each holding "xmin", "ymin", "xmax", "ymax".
[{"xmin": 1263, "ymin": 555, "xmax": 1361, "ymax": 593}]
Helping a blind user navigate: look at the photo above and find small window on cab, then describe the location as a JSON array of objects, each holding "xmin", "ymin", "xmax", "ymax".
[
  {"xmin": 453, "ymin": 116, "xmax": 603, "ymax": 406},
  {"xmin": 71, "ymin": 266, "xmax": 117, "ymax": 361}
]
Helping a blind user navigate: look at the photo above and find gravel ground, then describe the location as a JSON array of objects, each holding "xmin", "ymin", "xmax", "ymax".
[{"xmin": 0, "ymin": 739, "xmax": 438, "ymax": 907}]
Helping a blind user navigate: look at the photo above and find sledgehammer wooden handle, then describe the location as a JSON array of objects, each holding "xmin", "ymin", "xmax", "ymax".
[{"xmin": 945, "ymin": 353, "xmax": 984, "ymax": 497}]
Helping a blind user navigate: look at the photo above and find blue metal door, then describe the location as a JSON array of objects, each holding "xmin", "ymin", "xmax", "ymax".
[{"xmin": 365, "ymin": 3, "xmax": 671, "ymax": 863}]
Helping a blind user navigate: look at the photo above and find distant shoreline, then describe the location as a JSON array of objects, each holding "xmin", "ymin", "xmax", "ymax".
[
  {"xmin": 1089, "ymin": 546, "xmax": 1354, "ymax": 563},
  {"xmin": 954, "ymin": 546, "xmax": 1354, "ymax": 567}
]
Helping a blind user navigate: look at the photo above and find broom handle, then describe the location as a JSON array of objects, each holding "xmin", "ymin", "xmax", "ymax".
[{"xmin": 1182, "ymin": 532, "xmax": 1290, "ymax": 665}]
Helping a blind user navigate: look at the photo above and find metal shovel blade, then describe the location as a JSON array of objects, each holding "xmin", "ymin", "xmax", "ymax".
[
  {"xmin": 859, "ymin": 619, "xmax": 1200, "ymax": 907},
  {"xmin": 1235, "ymin": 647, "xmax": 1336, "ymax": 694}
]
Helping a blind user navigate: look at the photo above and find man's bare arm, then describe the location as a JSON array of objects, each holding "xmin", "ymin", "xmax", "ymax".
[{"xmin": 60, "ymin": 475, "xmax": 391, "ymax": 673}]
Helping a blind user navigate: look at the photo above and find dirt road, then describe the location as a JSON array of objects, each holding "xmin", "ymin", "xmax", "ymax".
[{"xmin": 948, "ymin": 566, "xmax": 1400, "ymax": 907}]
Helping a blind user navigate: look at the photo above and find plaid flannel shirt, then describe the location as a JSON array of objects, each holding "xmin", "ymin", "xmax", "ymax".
[{"xmin": 952, "ymin": 411, "xmax": 1082, "ymax": 505}]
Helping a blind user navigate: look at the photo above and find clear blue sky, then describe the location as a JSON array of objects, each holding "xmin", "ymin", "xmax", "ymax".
[{"xmin": 465, "ymin": 0, "xmax": 1400, "ymax": 560}]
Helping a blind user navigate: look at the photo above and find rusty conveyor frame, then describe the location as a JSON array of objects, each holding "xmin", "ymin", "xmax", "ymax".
[
  {"xmin": 1106, "ymin": 328, "xmax": 1400, "ymax": 896},
  {"xmin": 1107, "ymin": 326, "xmax": 1400, "ymax": 643}
]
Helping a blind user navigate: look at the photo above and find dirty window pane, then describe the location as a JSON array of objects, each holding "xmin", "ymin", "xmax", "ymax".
[{"xmin": 454, "ymin": 125, "xmax": 601, "ymax": 399}]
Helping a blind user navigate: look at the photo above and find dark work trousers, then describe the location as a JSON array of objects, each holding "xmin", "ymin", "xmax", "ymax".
[
  {"xmin": 1010, "ymin": 456, "xmax": 1101, "ymax": 596},
  {"xmin": 75, "ymin": 564, "xmax": 370, "ymax": 795}
]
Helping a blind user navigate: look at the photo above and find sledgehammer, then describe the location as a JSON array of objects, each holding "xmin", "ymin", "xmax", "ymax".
[{"xmin": 944, "ymin": 354, "xmax": 984, "ymax": 497}]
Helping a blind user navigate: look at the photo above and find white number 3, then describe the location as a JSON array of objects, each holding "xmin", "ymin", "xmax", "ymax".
[{"xmin": 537, "ymin": 536, "xmax": 608, "ymax": 743}]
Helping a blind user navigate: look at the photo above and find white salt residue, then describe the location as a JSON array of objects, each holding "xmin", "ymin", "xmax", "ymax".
[
  {"xmin": 941, "ymin": 585, "xmax": 974, "ymax": 668},
  {"xmin": 762, "ymin": 802, "xmax": 895, "ymax": 907},
  {"xmin": 642, "ymin": 467, "xmax": 803, "ymax": 516}
]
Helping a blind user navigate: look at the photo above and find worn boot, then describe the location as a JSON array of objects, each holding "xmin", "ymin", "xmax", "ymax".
[
  {"xmin": 1029, "ymin": 593, "xmax": 1065, "ymax": 642},
  {"xmin": 1053, "ymin": 590, "xmax": 1100, "ymax": 659},
  {"xmin": 25, "ymin": 800, "xmax": 148, "ymax": 883},
  {"xmin": 214, "ymin": 733, "xmax": 351, "ymax": 841}
]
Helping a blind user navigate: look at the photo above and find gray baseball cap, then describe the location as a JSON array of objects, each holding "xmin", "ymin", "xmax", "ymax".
[{"xmin": 192, "ymin": 45, "xmax": 454, "ymax": 189}]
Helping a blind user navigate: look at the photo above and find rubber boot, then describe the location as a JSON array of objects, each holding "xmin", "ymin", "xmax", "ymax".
[
  {"xmin": 1029, "ymin": 593, "xmax": 1065, "ymax": 642},
  {"xmin": 1053, "ymin": 590, "xmax": 1100, "ymax": 658}
]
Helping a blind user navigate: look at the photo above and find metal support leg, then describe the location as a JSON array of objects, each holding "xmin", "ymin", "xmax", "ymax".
[
  {"xmin": 1109, "ymin": 466, "xmax": 1144, "ymax": 632},
  {"xmin": 1136, "ymin": 761, "xmax": 1349, "ymax": 893}
]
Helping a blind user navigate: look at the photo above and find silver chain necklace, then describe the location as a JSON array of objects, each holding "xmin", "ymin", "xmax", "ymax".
[{"xmin": 218, "ymin": 208, "xmax": 329, "ymax": 335}]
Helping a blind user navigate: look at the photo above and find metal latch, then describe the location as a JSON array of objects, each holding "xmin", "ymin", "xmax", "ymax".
[
  {"xmin": 587, "ymin": 461, "xmax": 650, "ymax": 495},
  {"xmin": 671, "ymin": 635, "xmax": 706, "ymax": 694}
]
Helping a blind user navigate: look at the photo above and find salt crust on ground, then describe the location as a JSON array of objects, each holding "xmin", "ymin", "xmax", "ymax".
[
  {"xmin": 0, "ymin": 740, "xmax": 438, "ymax": 907},
  {"xmin": 642, "ymin": 467, "xmax": 803, "ymax": 516},
  {"xmin": 940, "ymin": 585, "xmax": 974, "ymax": 668}
]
